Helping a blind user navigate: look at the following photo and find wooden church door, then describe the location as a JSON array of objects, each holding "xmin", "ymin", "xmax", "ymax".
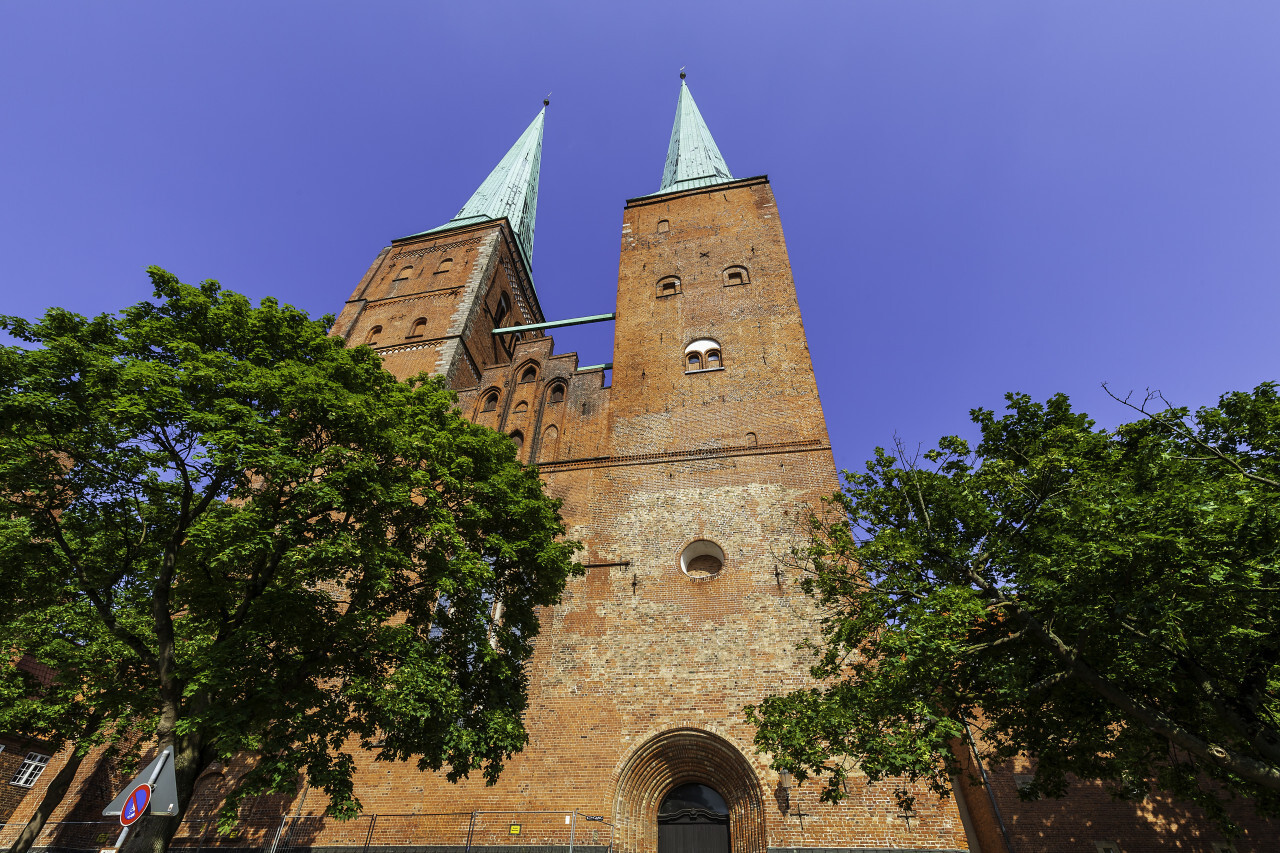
[{"xmin": 657, "ymin": 783, "xmax": 730, "ymax": 853}]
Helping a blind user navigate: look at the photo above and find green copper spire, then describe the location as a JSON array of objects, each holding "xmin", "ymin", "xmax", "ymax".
[
  {"xmin": 656, "ymin": 76, "xmax": 734, "ymax": 194},
  {"xmin": 412, "ymin": 105, "xmax": 545, "ymax": 264}
]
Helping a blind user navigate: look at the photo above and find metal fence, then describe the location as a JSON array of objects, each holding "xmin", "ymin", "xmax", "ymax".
[{"xmin": 0, "ymin": 811, "xmax": 613, "ymax": 853}]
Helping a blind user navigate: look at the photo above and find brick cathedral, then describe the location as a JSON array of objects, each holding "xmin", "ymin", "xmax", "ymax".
[{"xmin": 4, "ymin": 78, "xmax": 1276, "ymax": 853}]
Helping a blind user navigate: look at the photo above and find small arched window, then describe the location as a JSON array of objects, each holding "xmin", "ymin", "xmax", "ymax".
[
  {"xmin": 436, "ymin": 257, "xmax": 453, "ymax": 274},
  {"xmin": 520, "ymin": 366, "xmax": 537, "ymax": 383},
  {"xmin": 542, "ymin": 424, "xmax": 560, "ymax": 457},
  {"xmin": 684, "ymin": 339, "xmax": 722, "ymax": 373},
  {"xmin": 393, "ymin": 265, "xmax": 413, "ymax": 282},
  {"xmin": 548, "ymin": 384, "xmax": 565, "ymax": 404},
  {"xmin": 723, "ymin": 265, "xmax": 750, "ymax": 287},
  {"xmin": 407, "ymin": 317, "xmax": 426, "ymax": 338},
  {"xmin": 513, "ymin": 401, "xmax": 528, "ymax": 414},
  {"xmin": 365, "ymin": 325, "xmax": 382, "ymax": 346},
  {"xmin": 482, "ymin": 392, "xmax": 499, "ymax": 413},
  {"xmin": 657, "ymin": 276, "xmax": 681, "ymax": 298},
  {"xmin": 657, "ymin": 219, "xmax": 670, "ymax": 233},
  {"xmin": 510, "ymin": 431, "xmax": 524, "ymax": 451},
  {"xmin": 745, "ymin": 432, "xmax": 758, "ymax": 447}
]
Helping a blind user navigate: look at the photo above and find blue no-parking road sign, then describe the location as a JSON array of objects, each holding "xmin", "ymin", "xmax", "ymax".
[
  {"xmin": 120, "ymin": 784, "xmax": 151, "ymax": 826},
  {"xmin": 104, "ymin": 747, "xmax": 178, "ymax": 818}
]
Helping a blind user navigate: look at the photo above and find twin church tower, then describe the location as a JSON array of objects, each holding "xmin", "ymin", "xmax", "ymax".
[{"xmin": 325, "ymin": 79, "xmax": 975, "ymax": 853}]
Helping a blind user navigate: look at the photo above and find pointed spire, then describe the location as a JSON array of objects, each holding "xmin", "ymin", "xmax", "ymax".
[
  {"xmin": 413, "ymin": 104, "xmax": 546, "ymax": 265},
  {"xmin": 656, "ymin": 74, "xmax": 734, "ymax": 194}
]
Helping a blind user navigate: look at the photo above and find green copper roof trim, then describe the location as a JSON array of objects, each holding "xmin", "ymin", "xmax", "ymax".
[
  {"xmin": 405, "ymin": 106, "xmax": 546, "ymax": 265},
  {"xmin": 576, "ymin": 363, "xmax": 613, "ymax": 372},
  {"xmin": 492, "ymin": 313, "xmax": 616, "ymax": 335},
  {"xmin": 651, "ymin": 80, "xmax": 734, "ymax": 196}
]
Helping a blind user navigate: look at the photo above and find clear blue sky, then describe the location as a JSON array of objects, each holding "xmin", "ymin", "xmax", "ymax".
[{"xmin": 2, "ymin": 2, "xmax": 1277, "ymax": 473}]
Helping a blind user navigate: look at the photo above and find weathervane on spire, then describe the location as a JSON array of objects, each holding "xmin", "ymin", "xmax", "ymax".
[{"xmin": 679, "ymin": 66, "xmax": 686, "ymax": 80}]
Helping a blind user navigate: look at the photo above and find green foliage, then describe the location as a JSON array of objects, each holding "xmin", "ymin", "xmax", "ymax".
[
  {"xmin": 747, "ymin": 386, "xmax": 1280, "ymax": 833},
  {"xmin": 0, "ymin": 269, "xmax": 581, "ymax": 829}
]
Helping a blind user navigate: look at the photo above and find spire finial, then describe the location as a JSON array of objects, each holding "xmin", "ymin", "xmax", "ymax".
[
  {"xmin": 679, "ymin": 66, "xmax": 686, "ymax": 80},
  {"xmin": 544, "ymin": 92, "xmax": 551, "ymax": 107}
]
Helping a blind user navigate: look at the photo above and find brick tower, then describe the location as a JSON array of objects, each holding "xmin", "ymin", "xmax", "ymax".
[
  {"xmin": 324, "ymin": 80, "xmax": 976, "ymax": 853},
  {"xmin": 331, "ymin": 105, "xmax": 548, "ymax": 391}
]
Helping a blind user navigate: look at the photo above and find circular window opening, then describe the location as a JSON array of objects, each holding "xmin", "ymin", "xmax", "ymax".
[{"xmin": 680, "ymin": 540, "xmax": 725, "ymax": 579}]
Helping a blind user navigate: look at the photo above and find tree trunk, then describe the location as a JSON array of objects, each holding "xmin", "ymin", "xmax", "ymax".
[{"xmin": 5, "ymin": 745, "xmax": 87, "ymax": 853}]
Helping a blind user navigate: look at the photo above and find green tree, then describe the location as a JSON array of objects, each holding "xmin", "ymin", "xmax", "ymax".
[
  {"xmin": 747, "ymin": 386, "xmax": 1280, "ymax": 832},
  {"xmin": 0, "ymin": 269, "xmax": 580, "ymax": 853}
]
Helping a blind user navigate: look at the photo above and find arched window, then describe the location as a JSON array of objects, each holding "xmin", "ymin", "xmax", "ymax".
[
  {"xmin": 393, "ymin": 265, "xmax": 413, "ymax": 282},
  {"xmin": 723, "ymin": 265, "xmax": 750, "ymax": 287},
  {"xmin": 365, "ymin": 325, "xmax": 382, "ymax": 346},
  {"xmin": 407, "ymin": 317, "xmax": 426, "ymax": 338},
  {"xmin": 548, "ymin": 383, "xmax": 565, "ymax": 404},
  {"xmin": 510, "ymin": 431, "xmax": 524, "ymax": 452},
  {"xmin": 745, "ymin": 432, "xmax": 758, "ymax": 447},
  {"xmin": 513, "ymin": 401, "xmax": 528, "ymax": 414},
  {"xmin": 542, "ymin": 424, "xmax": 560, "ymax": 457},
  {"xmin": 436, "ymin": 256, "xmax": 453, "ymax": 274},
  {"xmin": 493, "ymin": 292, "xmax": 511, "ymax": 327},
  {"xmin": 481, "ymin": 392, "xmax": 499, "ymax": 413},
  {"xmin": 657, "ymin": 276, "xmax": 681, "ymax": 298},
  {"xmin": 657, "ymin": 219, "xmax": 670, "ymax": 233},
  {"xmin": 684, "ymin": 339, "xmax": 722, "ymax": 373},
  {"xmin": 520, "ymin": 366, "xmax": 537, "ymax": 383}
]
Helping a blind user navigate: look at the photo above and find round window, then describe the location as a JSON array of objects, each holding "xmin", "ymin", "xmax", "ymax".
[{"xmin": 680, "ymin": 540, "xmax": 725, "ymax": 579}]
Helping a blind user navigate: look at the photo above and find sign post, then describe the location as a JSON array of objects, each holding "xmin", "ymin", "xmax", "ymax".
[{"xmin": 102, "ymin": 747, "xmax": 177, "ymax": 853}]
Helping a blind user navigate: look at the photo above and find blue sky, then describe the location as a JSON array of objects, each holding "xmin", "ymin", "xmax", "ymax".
[{"xmin": 2, "ymin": 2, "xmax": 1277, "ymax": 473}]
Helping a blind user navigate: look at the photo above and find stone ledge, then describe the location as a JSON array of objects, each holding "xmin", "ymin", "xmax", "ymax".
[{"xmin": 537, "ymin": 439, "xmax": 828, "ymax": 473}]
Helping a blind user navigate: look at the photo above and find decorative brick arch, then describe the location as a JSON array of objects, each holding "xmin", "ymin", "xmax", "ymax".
[{"xmin": 612, "ymin": 728, "xmax": 766, "ymax": 853}]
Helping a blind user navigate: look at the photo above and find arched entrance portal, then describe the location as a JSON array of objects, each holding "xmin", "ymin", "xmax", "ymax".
[
  {"xmin": 658, "ymin": 784, "xmax": 730, "ymax": 853},
  {"xmin": 612, "ymin": 728, "xmax": 766, "ymax": 853}
]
